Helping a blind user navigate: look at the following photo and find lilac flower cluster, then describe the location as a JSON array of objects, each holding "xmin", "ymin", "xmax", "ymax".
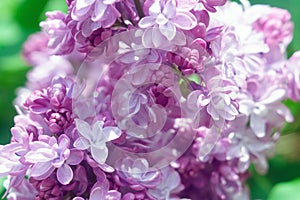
[{"xmin": 1, "ymin": 0, "xmax": 300, "ymax": 199}]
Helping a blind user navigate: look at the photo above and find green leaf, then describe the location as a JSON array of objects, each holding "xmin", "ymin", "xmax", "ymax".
[
  {"xmin": 0, "ymin": 55, "xmax": 29, "ymax": 145},
  {"xmin": 0, "ymin": 177, "xmax": 7, "ymax": 198},
  {"xmin": 187, "ymin": 74, "xmax": 201, "ymax": 84},
  {"xmin": 248, "ymin": 156, "xmax": 300, "ymax": 199},
  {"xmin": 42, "ymin": 0, "xmax": 68, "ymax": 16},
  {"xmin": 14, "ymin": 0, "xmax": 48, "ymax": 31},
  {"xmin": 282, "ymin": 100, "xmax": 300, "ymax": 134},
  {"xmin": 268, "ymin": 178, "xmax": 300, "ymax": 200},
  {"xmin": 248, "ymin": 174, "xmax": 273, "ymax": 200}
]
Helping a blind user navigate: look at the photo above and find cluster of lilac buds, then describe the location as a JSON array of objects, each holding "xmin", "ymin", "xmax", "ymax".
[{"xmin": 1, "ymin": 0, "xmax": 300, "ymax": 199}]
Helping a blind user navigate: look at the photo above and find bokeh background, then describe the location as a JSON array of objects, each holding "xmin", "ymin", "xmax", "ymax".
[{"xmin": 0, "ymin": 0, "xmax": 300, "ymax": 199}]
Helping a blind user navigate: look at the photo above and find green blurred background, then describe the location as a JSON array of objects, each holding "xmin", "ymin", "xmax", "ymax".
[{"xmin": 0, "ymin": 0, "xmax": 300, "ymax": 199}]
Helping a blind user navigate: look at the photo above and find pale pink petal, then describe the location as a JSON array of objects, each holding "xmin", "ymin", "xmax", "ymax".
[
  {"xmin": 75, "ymin": 119, "xmax": 93, "ymax": 140},
  {"xmin": 58, "ymin": 134, "xmax": 70, "ymax": 149},
  {"xmin": 67, "ymin": 149, "xmax": 84, "ymax": 165},
  {"xmin": 139, "ymin": 17, "xmax": 156, "ymax": 28},
  {"xmin": 142, "ymin": 28, "xmax": 155, "ymax": 47},
  {"xmin": 101, "ymin": 6, "xmax": 120, "ymax": 28},
  {"xmin": 25, "ymin": 148, "xmax": 56, "ymax": 163},
  {"xmin": 10, "ymin": 127, "xmax": 24, "ymax": 142},
  {"xmin": 29, "ymin": 141, "xmax": 51, "ymax": 150},
  {"xmin": 103, "ymin": 126, "xmax": 122, "ymax": 141},
  {"xmin": 72, "ymin": 5, "xmax": 91, "ymax": 20},
  {"xmin": 172, "ymin": 12, "xmax": 197, "ymax": 30},
  {"xmin": 91, "ymin": 145, "xmax": 108, "ymax": 164},
  {"xmin": 73, "ymin": 197, "xmax": 84, "ymax": 200},
  {"xmin": 103, "ymin": 0, "xmax": 117, "ymax": 4},
  {"xmin": 74, "ymin": 137, "xmax": 90, "ymax": 150},
  {"xmin": 260, "ymin": 89, "xmax": 286, "ymax": 105},
  {"xmin": 106, "ymin": 190, "xmax": 122, "ymax": 199},
  {"xmin": 159, "ymin": 23, "xmax": 176, "ymax": 40},
  {"xmin": 57, "ymin": 164, "xmax": 73, "ymax": 185},
  {"xmin": 90, "ymin": 186, "xmax": 105, "ymax": 200},
  {"xmin": 133, "ymin": 158, "xmax": 149, "ymax": 172},
  {"xmin": 92, "ymin": 120, "xmax": 104, "ymax": 135},
  {"xmin": 163, "ymin": 0, "xmax": 176, "ymax": 18},
  {"xmin": 99, "ymin": 163, "xmax": 115, "ymax": 173},
  {"xmin": 81, "ymin": 20, "xmax": 94, "ymax": 37},
  {"xmin": 31, "ymin": 162, "xmax": 54, "ymax": 179},
  {"xmin": 149, "ymin": 1, "xmax": 161, "ymax": 15},
  {"xmin": 76, "ymin": 0, "xmax": 95, "ymax": 10},
  {"xmin": 176, "ymin": 0, "xmax": 198, "ymax": 11},
  {"xmin": 152, "ymin": 26, "xmax": 165, "ymax": 47},
  {"xmin": 250, "ymin": 115, "xmax": 265, "ymax": 138},
  {"xmin": 155, "ymin": 13, "xmax": 169, "ymax": 25},
  {"xmin": 92, "ymin": 0, "xmax": 107, "ymax": 21},
  {"xmin": 207, "ymin": 104, "xmax": 220, "ymax": 120}
]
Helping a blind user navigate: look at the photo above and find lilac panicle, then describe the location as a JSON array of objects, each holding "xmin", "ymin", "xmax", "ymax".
[
  {"xmin": 24, "ymin": 77, "xmax": 74, "ymax": 135},
  {"xmin": 2, "ymin": 0, "xmax": 300, "ymax": 199}
]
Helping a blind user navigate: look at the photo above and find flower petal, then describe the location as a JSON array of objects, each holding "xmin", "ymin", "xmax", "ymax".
[
  {"xmin": 31, "ymin": 162, "xmax": 54, "ymax": 179},
  {"xmin": 67, "ymin": 149, "xmax": 84, "ymax": 165},
  {"xmin": 90, "ymin": 180, "xmax": 109, "ymax": 200},
  {"xmin": 90, "ymin": 187, "xmax": 105, "ymax": 200},
  {"xmin": 152, "ymin": 26, "xmax": 165, "ymax": 47},
  {"xmin": 29, "ymin": 141, "xmax": 51, "ymax": 150},
  {"xmin": 103, "ymin": 126, "xmax": 122, "ymax": 141},
  {"xmin": 106, "ymin": 190, "xmax": 122, "ymax": 199},
  {"xmin": 25, "ymin": 148, "xmax": 56, "ymax": 163},
  {"xmin": 139, "ymin": 16, "xmax": 156, "ymax": 29},
  {"xmin": 159, "ymin": 23, "xmax": 176, "ymax": 40},
  {"xmin": 172, "ymin": 12, "xmax": 197, "ymax": 30},
  {"xmin": 75, "ymin": 119, "xmax": 92, "ymax": 140},
  {"xmin": 74, "ymin": 137, "xmax": 90, "ymax": 150},
  {"xmin": 76, "ymin": 0, "xmax": 94, "ymax": 10},
  {"xmin": 91, "ymin": 145, "xmax": 108, "ymax": 164},
  {"xmin": 92, "ymin": 120, "xmax": 104, "ymax": 135},
  {"xmin": 57, "ymin": 164, "xmax": 73, "ymax": 185},
  {"xmin": 92, "ymin": 0, "xmax": 107, "ymax": 21},
  {"xmin": 250, "ymin": 115, "xmax": 266, "ymax": 138}
]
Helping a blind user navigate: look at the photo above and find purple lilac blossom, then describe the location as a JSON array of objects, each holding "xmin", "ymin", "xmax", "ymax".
[
  {"xmin": 40, "ymin": 11, "xmax": 75, "ymax": 55},
  {"xmin": 115, "ymin": 158, "xmax": 162, "ymax": 190},
  {"xmin": 1, "ymin": 0, "xmax": 300, "ymax": 199},
  {"xmin": 24, "ymin": 134, "xmax": 83, "ymax": 185},
  {"xmin": 23, "ymin": 77, "xmax": 74, "ymax": 134},
  {"xmin": 22, "ymin": 32, "xmax": 49, "ymax": 66}
]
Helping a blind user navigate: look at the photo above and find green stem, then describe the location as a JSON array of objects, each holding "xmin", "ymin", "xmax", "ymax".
[{"xmin": 134, "ymin": 0, "xmax": 145, "ymax": 18}]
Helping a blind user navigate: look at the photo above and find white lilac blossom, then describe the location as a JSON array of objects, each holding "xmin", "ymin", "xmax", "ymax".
[
  {"xmin": 139, "ymin": 0, "xmax": 197, "ymax": 40},
  {"xmin": 147, "ymin": 167, "xmax": 183, "ymax": 200},
  {"xmin": 115, "ymin": 158, "xmax": 162, "ymax": 190},
  {"xmin": 1, "ymin": 0, "xmax": 300, "ymax": 199},
  {"xmin": 71, "ymin": 0, "xmax": 121, "ymax": 29},
  {"xmin": 74, "ymin": 119, "xmax": 122, "ymax": 164}
]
